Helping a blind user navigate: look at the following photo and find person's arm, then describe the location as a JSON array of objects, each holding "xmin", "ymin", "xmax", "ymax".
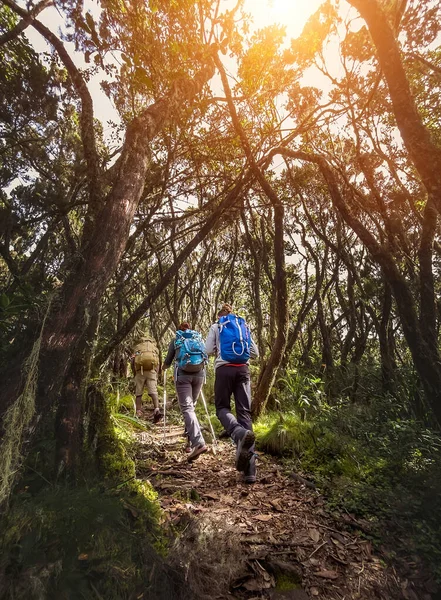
[
  {"xmin": 249, "ymin": 336, "xmax": 259, "ymax": 359},
  {"xmin": 163, "ymin": 339, "xmax": 176, "ymax": 369},
  {"xmin": 205, "ymin": 324, "xmax": 217, "ymax": 356}
]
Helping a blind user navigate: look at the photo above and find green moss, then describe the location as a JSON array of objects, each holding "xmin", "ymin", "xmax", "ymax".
[
  {"xmin": 254, "ymin": 412, "xmax": 319, "ymax": 457},
  {"xmin": 275, "ymin": 573, "xmax": 302, "ymax": 591},
  {"xmin": 0, "ymin": 383, "xmax": 188, "ymax": 599},
  {"xmin": 190, "ymin": 488, "xmax": 201, "ymax": 501},
  {"xmin": 0, "ymin": 482, "xmax": 162, "ymax": 599},
  {"xmin": 118, "ymin": 393, "xmax": 136, "ymax": 412}
]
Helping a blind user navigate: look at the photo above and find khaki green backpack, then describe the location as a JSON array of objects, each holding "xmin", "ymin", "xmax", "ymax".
[{"xmin": 134, "ymin": 338, "xmax": 159, "ymax": 374}]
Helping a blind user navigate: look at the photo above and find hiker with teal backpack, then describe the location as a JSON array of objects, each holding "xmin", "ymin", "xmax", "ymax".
[
  {"xmin": 205, "ymin": 303, "xmax": 259, "ymax": 484},
  {"xmin": 162, "ymin": 322, "xmax": 208, "ymax": 462}
]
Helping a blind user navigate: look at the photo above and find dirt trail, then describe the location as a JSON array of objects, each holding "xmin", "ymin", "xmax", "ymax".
[{"xmin": 134, "ymin": 411, "xmax": 432, "ymax": 600}]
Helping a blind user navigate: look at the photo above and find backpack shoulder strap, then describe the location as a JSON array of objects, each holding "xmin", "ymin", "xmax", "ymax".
[{"xmin": 175, "ymin": 330, "xmax": 186, "ymax": 347}]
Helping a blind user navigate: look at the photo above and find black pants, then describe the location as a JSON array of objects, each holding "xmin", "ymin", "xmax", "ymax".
[{"xmin": 214, "ymin": 364, "xmax": 253, "ymax": 444}]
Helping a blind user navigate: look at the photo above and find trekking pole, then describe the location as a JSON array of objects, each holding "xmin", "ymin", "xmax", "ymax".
[
  {"xmin": 163, "ymin": 370, "xmax": 167, "ymax": 446},
  {"xmin": 200, "ymin": 387, "xmax": 217, "ymax": 455}
]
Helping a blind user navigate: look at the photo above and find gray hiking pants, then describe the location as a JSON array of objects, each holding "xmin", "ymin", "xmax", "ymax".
[{"xmin": 175, "ymin": 371, "xmax": 205, "ymax": 448}]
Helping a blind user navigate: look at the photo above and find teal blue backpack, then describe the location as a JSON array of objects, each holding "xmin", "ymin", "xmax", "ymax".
[{"xmin": 175, "ymin": 330, "xmax": 207, "ymax": 372}]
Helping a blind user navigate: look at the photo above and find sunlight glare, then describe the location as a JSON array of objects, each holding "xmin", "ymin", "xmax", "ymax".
[{"xmin": 244, "ymin": 0, "xmax": 324, "ymax": 39}]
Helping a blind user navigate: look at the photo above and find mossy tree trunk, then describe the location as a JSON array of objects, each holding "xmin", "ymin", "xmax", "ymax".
[{"xmin": 2, "ymin": 0, "xmax": 216, "ymax": 479}]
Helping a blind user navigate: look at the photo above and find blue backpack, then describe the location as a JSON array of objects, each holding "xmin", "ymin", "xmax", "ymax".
[
  {"xmin": 175, "ymin": 329, "xmax": 207, "ymax": 372},
  {"xmin": 218, "ymin": 314, "xmax": 251, "ymax": 364}
]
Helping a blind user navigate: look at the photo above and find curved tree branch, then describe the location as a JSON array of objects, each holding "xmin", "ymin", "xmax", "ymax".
[
  {"xmin": 0, "ymin": 0, "xmax": 52, "ymax": 46},
  {"xmin": 2, "ymin": 0, "xmax": 101, "ymax": 207}
]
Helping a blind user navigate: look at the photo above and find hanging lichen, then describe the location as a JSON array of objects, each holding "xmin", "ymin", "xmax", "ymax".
[{"xmin": 0, "ymin": 296, "xmax": 53, "ymax": 507}]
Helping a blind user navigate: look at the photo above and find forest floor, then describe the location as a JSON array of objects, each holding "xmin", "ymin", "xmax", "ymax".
[{"xmin": 133, "ymin": 407, "xmax": 435, "ymax": 600}]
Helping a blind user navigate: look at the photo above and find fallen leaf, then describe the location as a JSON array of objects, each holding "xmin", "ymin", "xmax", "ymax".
[
  {"xmin": 315, "ymin": 569, "xmax": 339, "ymax": 579},
  {"xmin": 220, "ymin": 494, "xmax": 235, "ymax": 505},
  {"xmin": 242, "ymin": 576, "xmax": 272, "ymax": 591},
  {"xmin": 202, "ymin": 491, "xmax": 219, "ymax": 500},
  {"xmin": 270, "ymin": 498, "xmax": 283, "ymax": 512},
  {"xmin": 329, "ymin": 553, "xmax": 348, "ymax": 566},
  {"xmin": 254, "ymin": 514, "xmax": 273, "ymax": 522},
  {"xmin": 297, "ymin": 548, "xmax": 307, "ymax": 560},
  {"xmin": 330, "ymin": 531, "xmax": 347, "ymax": 544},
  {"xmin": 360, "ymin": 540, "xmax": 372, "ymax": 557},
  {"xmin": 309, "ymin": 528, "xmax": 320, "ymax": 543},
  {"xmin": 260, "ymin": 476, "xmax": 274, "ymax": 484}
]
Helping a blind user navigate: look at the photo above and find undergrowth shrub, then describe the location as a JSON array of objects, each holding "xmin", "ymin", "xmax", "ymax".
[
  {"xmin": 255, "ymin": 393, "xmax": 441, "ymax": 583},
  {"xmin": 276, "ymin": 369, "xmax": 324, "ymax": 418}
]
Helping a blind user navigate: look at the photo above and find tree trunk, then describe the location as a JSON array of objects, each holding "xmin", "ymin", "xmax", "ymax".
[
  {"xmin": 419, "ymin": 200, "xmax": 438, "ymax": 353},
  {"xmin": 54, "ymin": 309, "xmax": 100, "ymax": 477},
  {"xmin": 252, "ymin": 201, "xmax": 289, "ymax": 416},
  {"xmin": 378, "ymin": 283, "xmax": 397, "ymax": 395},
  {"xmin": 30, "ymin": 64, "xmax": 215, "ymax": 476}
]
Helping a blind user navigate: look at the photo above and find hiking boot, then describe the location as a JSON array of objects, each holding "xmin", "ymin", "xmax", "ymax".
[
  {"xmin": 243, "ymin": 454, "xmax": 257, "ymax": 484},
  {"xmin": 153, "ymin": 410, "xmax": 162, "ymax": 423},
  {"xmin": 187, "ymin": 444, "xmax": 208, "ymax": 463},
  {"xmin": 235, "ymin": 429, "xmax": 256, "ymax": 472}
]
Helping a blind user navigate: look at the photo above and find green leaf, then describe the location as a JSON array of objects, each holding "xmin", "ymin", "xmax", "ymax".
[{"xmin": 0, "ymin": 294, "xmax": 10, "ymax": 309}]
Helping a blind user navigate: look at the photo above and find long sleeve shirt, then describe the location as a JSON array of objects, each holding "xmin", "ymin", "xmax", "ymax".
[
  {"xmin": 163, "ymin": 340, "xmax": 176, "ymax": 369},
  {"xmin": 205, "ymin": 322, "xmax": 259, "ymax": 369}
]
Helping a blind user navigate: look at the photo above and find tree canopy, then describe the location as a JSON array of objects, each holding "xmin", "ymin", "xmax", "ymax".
[{"xmin": 1, "ymin": 0, "xmax": 441, "ymax": 597}]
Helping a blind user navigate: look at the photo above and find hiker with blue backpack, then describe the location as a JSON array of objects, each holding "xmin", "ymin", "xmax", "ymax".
[
  {"xmin": 162, "ymin": 322, "xmax": 208, "ymax": 462},
  {"xmin": 205, "ymin": 303, "xmax": 259, "ymax": 484}
]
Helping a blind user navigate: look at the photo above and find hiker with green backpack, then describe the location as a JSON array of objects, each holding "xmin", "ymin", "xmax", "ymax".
[
  {"xmin": 162, "ymin": 322, "xmax": 208, "ymax": 462},
  {"xmin": 131, "ymin": 336, "xmax": 161, "ymax": 422},
  {"xmin": 205, "ymin": 303, "xmax": 259, "ymax": 484}
]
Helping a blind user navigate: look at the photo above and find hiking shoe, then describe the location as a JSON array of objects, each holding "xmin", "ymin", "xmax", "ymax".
[
  {"xmin": 187, "ymin": 444, "xmax": 208, "ymax": 463},
  {"xmin": 153, "ymin": 410, "xmax": 162, "ymax": 423},
  {"xmin": 235, "ymin": 430, "xmax": 256, "ymax": 472},
  {"xmin": 243, "ymin": 454, "xmax": 257, "ymax": 484}
]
